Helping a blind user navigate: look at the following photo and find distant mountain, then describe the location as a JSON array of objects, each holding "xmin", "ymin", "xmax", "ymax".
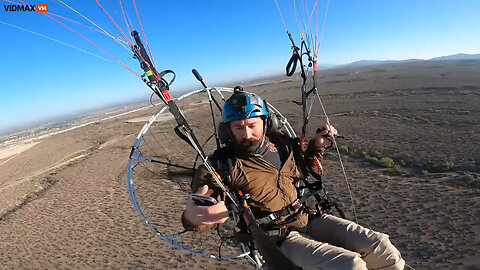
[
  {"xmin": 335, "ymin": 53, "xmax": 480, "ymax": 69},
  {"xmin": 335, "ymin": 59, "xmax": 413, "ymax": 69},
  {"xmin": 429, "ymin": 53, "xmax": 480, "ymax": 61},
  {"xmin": 345, "ymin": 60, "xmax": 383, "ymax": 67}
]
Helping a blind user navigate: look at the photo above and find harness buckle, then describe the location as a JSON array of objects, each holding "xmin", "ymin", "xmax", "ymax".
[
  {"xmin": 278, "ymin": 225, "xmax": 288, "ymax": 237},
  {"xmin": 268, "ymin": 213, "xmax": 278, "ymax": 221},
  {"xmin": 287, "ymin": 199, "xmax": 302, "ymax": 214}
]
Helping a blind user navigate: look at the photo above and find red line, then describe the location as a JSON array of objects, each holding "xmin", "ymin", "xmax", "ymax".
[
  {"xmin": 307, "ymin": 0, "xmax": 317, "ymax": 28},
  {"xmin": 94, "ymin": 0, "xmax": 133, "ymax": 47},
  {"xmin": 310, "ymin": 0, "xmax": 318, "ymax": 55},
  {"xmin": 316, "ymin": 0, "xmax": 329, "ymax": 56},
  {"xmin": 2, "ymin": 0, "xmax": 21, "ymax": 5},
  {"xmin": 303, "ymin": 0, "xmax": 309, "ymax": 27},
  {"xmin": 303, "ymin": 0, "xmax": 311, "ymax": 40},
  {"xmin": 132, "ymin": 0, "xmax": 159, "ymax": 79},
  {"xmin": 48, "ymin": 12, "xmax": 128, "ymax": 45},
  {"xmin": 303, "ymin": 0, "xmax": 315, "ymax": 54},
  {"xmin": 314, "ymin": 0, "xmax": 318, "ymax": 55},
  {"xmin": 13, "ymin": 0, "xmax": 141, "ymax": 79},
  {"xmin": 94, "ymin": 0, "xmax": 159, "ymax": 81},
  {"xmin": 44, "ymin": 13, "xmax": 142, "ymax": 79},
  {"xmin": 4, "ymin": 0, "xmax": 126, "ymax": 45}
]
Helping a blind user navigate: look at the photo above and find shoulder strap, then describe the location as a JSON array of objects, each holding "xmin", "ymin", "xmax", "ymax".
[{"xmin": 211, "ymin": 146, "xmax": 236, "ymax": 187}]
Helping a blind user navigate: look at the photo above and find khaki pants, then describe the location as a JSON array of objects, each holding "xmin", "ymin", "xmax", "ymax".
[{"xmin": 279, "ymin": 214, "xmax": 405, "ymax": 270}]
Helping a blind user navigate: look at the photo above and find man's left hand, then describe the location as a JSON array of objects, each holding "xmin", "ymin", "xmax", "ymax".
[{"xmin": 315, "ymin": 124, "xmax": 337, "ymax": 148}]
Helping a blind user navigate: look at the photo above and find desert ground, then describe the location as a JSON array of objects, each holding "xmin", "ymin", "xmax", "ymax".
[{"xmin": 0, "ymin": 59, "xmax": 479, "ymax": 269}]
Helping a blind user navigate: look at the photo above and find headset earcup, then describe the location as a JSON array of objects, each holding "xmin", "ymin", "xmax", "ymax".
[
  {"xmin": 218, "ymin": 122, "xmax": 231, "ymax": 144},
  {"xmin": 266, "ymin": 113, "xmax": 282, "ymax": 135}
]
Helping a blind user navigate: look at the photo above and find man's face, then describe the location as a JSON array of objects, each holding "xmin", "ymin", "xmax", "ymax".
[{"xmin": 229, "ymin": 116, "xmax": 264, "ymax": 153}]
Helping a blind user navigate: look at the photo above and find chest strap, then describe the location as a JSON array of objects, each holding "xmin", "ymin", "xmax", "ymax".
[
  {"xmin": 256, "ymin": 199, "xmax": 303, "ymax": 225},
  {"xmin": 255, "ymin": 180, "xmax": 326, "ymax": 226}
]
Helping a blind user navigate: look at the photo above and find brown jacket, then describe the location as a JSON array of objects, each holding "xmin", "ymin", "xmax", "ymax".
[{"xmin": 182, "ymin": 132, "xmax": 324, "ymax": 232}]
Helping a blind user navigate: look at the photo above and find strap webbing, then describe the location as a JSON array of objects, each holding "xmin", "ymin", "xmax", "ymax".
[{"xmin": 286, "ymin": 49, "xmax": 300, "ymax": 76}]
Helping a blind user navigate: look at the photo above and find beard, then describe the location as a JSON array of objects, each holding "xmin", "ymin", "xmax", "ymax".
[{"xmin": 234, "ymin": 137, "xmax": 263, "ymax": 155}]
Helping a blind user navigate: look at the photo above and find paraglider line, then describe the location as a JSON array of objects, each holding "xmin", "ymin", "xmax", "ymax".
[
  {"xmin": 303, "ymin": 0, "xmax": 315, "ymax": 51},
  {"xmin": 94, "ymin": 0, "xmax": 159, "ymax": 81},
  {"xmin": 0, "ymin": 20, "xmax": 108, "ymax": 61},
  {"xmin": 273, "ymin": 0, "xmax": 289, "ymax": 32},
  {"xmin": 316, "ymin": 0, "xmax": 329, "ymax": 55},
  {"xmin": 53, "ymin": 0, "xmax": 132, "ymax": 53},
  {"xmin": 119, "ymin": 0, "xmax": 134, "ymax": 43},
  {"xmin": 41, "ymin": 10, "xmax": 142, "ymax": 79},
  {"xmin": 132, "ymin": 0, "xmax": 159, "ymax": 80},
  {"xmin": 47, "ymin": 11, "xmax": 128, "ymax": 45},
  {"xmin": 94, "ymin": 0, "xmax": 133, "ymax": 47},
  {"xmin": 307, "ymin": 0, "xmax": 318, "ymax": 31},
  {"xmin": 314, "ymin": 89, "xmax": 358, "ymax": 223}
]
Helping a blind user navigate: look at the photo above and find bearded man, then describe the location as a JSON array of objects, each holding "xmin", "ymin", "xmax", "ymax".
[{"xmin": 182, "ymin": 87, "xmax": 405, "ymax": 270}]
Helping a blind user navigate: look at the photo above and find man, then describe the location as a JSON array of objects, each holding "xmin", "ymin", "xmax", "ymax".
[{"xmin": 182, "ymin": 88, "xmax": 405, "ymax": 269}]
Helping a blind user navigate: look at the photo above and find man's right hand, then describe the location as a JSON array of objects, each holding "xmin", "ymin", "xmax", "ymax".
[{"xmin": 184, "ymin": 185, "xmax": 229, "ymax": 226}]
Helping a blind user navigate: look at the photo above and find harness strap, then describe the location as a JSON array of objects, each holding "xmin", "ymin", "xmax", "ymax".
[
  {"xmin": 256, "ymin": 199, "xmax": 303, "ymax": 225},
  {"xmin": 285, "ymin": 48, "xmax": 300, "ymax": 76},
  {"xmin": 256, "ymin": 179, "xmax": 326, "ymax": 226},
  {"xmin": 265, "ymin": 225, "xmax": 289, "ymax": 237}
]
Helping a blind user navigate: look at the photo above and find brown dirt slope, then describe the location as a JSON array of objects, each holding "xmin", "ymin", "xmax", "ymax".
[{"xmin": 0, "ymin": 60, "xmax": 479, "ymax": 269}]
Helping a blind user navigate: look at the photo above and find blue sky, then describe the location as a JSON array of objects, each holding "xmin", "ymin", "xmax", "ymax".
[{"xmin": 1, "ymin": 0, "xmax": 479, "ymax": 134}]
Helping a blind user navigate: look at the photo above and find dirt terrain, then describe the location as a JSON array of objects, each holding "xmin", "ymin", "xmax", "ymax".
[{"xmin": 0, "ymin": 59, "xmax": 479, "ymax": 269}]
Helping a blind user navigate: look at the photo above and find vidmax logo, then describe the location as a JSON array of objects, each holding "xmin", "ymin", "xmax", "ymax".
[
  {"xmin": 36, "ymin": 4, "xmax": 48, "ymax": 13},
  {"xmin": 3, "ymin": 4, "xmax": 48, "ymax": 12}
]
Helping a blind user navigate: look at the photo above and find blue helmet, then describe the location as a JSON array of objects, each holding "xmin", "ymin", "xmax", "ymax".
[{"xmin": 222, "ymin": 87, "xmax": 269, "ymax": 123}]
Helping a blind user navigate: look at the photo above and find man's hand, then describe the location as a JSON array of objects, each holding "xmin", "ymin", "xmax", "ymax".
[
  {"xmin": 184, "ymin": 185, "xmax": 229, "ymax": 226},
  {"xmin": 315, "ymin": 124, "xmax": 338, "ymax": 148}
]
